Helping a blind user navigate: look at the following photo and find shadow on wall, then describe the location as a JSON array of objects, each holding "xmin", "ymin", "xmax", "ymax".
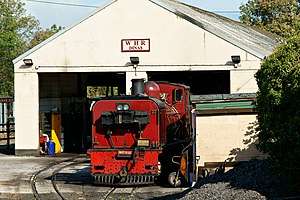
[
  {"xmin": 227, "ymin": 119, "xmax": 267, "ymax": 163},
  {"xmin": 151, "ymin": 119, "xmax": 283, "ymax": 200}
]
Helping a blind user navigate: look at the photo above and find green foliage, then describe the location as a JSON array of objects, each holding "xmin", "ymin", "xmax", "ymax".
[
  {"xmin": 255, "ymin": 35, "xmax": 300, "ymax": 192},
  {"xmin": 0, "ymin": 0, "xmax": 38, "ymax": 95},
  {"xmin": 0, "ymin": 0, "xmax": 61, "ymax": 95},
  {"xmin": 28, "ymin": 24, "xmax": 63, "ymax": 49},
  {"xmin": 87, "ymin": 86, "xmax": 119, "ymax": 98},
  {"xmin": 240, "ymin": 0, "xmax": 300, "ymax": 38}
]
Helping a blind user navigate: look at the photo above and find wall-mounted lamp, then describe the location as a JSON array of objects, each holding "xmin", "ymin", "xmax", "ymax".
[
  {"xmin": 23, "ymin": 59, "xmax": 33, "ymax": 66},
  {"xmin": 231, "ymin": 55, "xmax": 241, "ymax": 64},
  {"xmin": 130, "ymin": 57, "xmax": 139, "ymax": 65},
  {"xmin": 231, "ymin": 55, "xmax": 241, "ymax": 68},
  {"xmin": 130, "ymin": 57, "xmax": 139, "ymax": 76}
]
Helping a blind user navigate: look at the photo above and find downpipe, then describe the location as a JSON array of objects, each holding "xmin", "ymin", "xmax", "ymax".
[{"xmin": 191, "ymin": 108, "xmax": 197, "ymax": 187}]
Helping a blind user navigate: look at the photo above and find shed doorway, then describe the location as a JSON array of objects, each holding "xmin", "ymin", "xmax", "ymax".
[
  {"xmin": 38, "ymin": 72, "xmax": 126, "ymax": 154},
  {"xmin": 147, "ymin": 71, "xmax": 230, "ymax": 95}
]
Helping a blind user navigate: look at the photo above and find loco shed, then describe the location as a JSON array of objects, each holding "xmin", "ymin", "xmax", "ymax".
[{"xmin": 13, "ymin": 0, "xmax": 278, "ymax": 179}]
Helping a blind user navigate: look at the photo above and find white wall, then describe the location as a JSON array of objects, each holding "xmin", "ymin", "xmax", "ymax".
[
  {"xmin": 230, "ymin": 60, "xmax": 261, "ymax": 93},
  {"xmin": 196, "ymin": 114, "xmax": 266, "ymax": 166},
  {"xmin": 14, "ymin": 73, "xmax": 39, "ymax": 155},
  {"xmin": 15, "ymin": 0, "xmax": 260, "ymax": 71}
]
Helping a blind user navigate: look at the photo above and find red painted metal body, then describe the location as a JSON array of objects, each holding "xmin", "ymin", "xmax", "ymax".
[
  {"xmin": 89, "ymin": 98, "xmax": 162, "ymax": 176},
  {"xmin": 92, "ymin": 99, "xmax": 160, "ymax": 149},
  {"xmin": 88, "ymin": 149, "xmax": 160, "ymax": 174},
  {"xmin": 88, "ymin": 80, "xmax": 195, "ymax": 186}
]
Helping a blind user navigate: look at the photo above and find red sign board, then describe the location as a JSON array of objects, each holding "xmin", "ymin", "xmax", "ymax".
[{"xmin": 121, "ymin": 39, "xmax": 150, "ymax": 52}]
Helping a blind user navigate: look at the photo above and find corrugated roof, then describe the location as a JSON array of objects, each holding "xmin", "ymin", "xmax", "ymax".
[
  {"xmin": 14, "ymin": 0, "xmax": 281, "ymax": 63},
  {"xmin": 151, "ymin": 0, "xmax": 281, "ymax": 59}
]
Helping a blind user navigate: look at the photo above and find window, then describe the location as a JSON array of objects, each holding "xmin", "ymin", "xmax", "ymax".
[{"xmin": 172, "ymin": 89, "xmax": 182, "ymax": 102}]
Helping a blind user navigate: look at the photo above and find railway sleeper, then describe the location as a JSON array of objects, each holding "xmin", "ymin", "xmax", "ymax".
[{"xmin": 93, "ymin": 174, "xmax": 155, "ymax": 186}]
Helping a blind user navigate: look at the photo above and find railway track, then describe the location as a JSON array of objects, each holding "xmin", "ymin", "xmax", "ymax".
[
  {"xmin": 103, "ymin": 186, "xmax": 139, "ymax": 200},
  {"xmin": 30, "ymin": 155, "xmax": 89, "ymax": 200},
  {"xmin": 29, "ymin": 155, "xmax": 188, "ymax": 199},
  {"xmin": 103, "ymin": 187, "xmax": 116, "ymax": 200}
]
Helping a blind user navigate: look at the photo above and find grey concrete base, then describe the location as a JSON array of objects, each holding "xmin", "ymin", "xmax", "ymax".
[{"xmin": 15, "ymin": 149, "xmax": 39, "ymax": 156}]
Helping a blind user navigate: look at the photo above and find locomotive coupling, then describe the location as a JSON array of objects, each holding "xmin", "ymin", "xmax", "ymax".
[{"xmin": 119, "ymin": 166, "xmax": 128, "ymax": 177}]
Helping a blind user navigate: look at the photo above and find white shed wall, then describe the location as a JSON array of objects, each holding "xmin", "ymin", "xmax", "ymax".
[
  {"xmin": 14, "ymin": 73, "xmax": 39, "ymax": 155},
  {"xmin": 13, "ymin": 0, "xmax": 264, "ymax": 156},
  {"xmin": 15, "ymin": 0, "xmax": 259, "ymax": 71},
  {"xmin": 196, "ymin": 114, "xmax": 266, "ymax": 166}
]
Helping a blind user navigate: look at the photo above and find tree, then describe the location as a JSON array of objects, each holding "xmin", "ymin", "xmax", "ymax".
[
  {"xmin": 255, "ymin": 35, "xmax": 300, "ymax": 193},
  {"xmin": 28, "ymin": 24, "xmax": 63, "ymax": 49},
  {"xmin": 0, "ymin": 0, "xmax": 39, "ymax": 95},
  {"xmin": 240, "ymin": 0, "xmax": 300, "ymax": 38},
  {"xmin": 0, "ymin": 0, "xmax": 61, "ymax": 95}
]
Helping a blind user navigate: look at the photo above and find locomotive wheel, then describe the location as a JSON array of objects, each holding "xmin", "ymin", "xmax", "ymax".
[{"xmin": 168, "ymin": 172, "xmax": 181, "ymax": 187}]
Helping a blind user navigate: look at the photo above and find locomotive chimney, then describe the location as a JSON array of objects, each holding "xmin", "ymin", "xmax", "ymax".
[{"xmin": 131, "ymin": 78, "xmax": 145, "ymax": 95}]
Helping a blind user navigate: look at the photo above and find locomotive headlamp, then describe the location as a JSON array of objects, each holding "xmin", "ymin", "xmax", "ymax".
[
  {"xmin": 123, "ymin": 104, "xmax": 130, "ymax": 110},
  {"xmin": 137, "ymin": 139, "xmax": 150, "ymax": 147},
  {"xmin": 116, "ymin": 104, "xmax": 123, "ymax": 111},
  {"xmin": 116, "ymin": 103, "xmax": 130, "ymax": 111}
]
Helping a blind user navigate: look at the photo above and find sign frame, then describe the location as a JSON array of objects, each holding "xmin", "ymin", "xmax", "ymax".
[{"xmin": 121, "ymin": 39, "xmax": 150, "ymax": 52}]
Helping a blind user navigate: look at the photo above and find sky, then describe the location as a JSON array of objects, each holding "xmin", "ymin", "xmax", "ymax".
[{"xmin": 20, "ymin": 0, "xmax": 248, "ymax": 29}]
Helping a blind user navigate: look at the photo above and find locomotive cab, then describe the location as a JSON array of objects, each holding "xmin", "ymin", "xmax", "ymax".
[{"xmin": 155, "ymin": 82, "xmax": 195, "ymax": 187}]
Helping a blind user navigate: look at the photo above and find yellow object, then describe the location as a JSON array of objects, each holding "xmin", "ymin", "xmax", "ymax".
[
  {"xmin": 137, "ymin": 139, "xmax": 150, "ymax": 147},
  {"xmin": 51, "ymin": 112, "xmax": 61, "ymax": 154}
]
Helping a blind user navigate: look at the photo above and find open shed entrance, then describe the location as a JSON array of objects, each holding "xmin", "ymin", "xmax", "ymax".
[
  {"xmin": 147, "ymin": 71, "xmax": 230, "ymax": 95},
  {"xmin": 38, "ymin": 72, "xmax": 126, "ymax": 154}
]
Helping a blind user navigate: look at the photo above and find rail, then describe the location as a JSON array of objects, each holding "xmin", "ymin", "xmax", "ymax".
[{"xmin": 0, "ymin": 121, "xmax": 15, "ymax": 149}]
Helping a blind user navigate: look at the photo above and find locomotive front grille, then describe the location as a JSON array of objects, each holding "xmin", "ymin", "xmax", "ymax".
[
  {"xmin": 100, "ymin": 110, "xmax": 150, "ymax": 125},
  {"xmin": 93, "ymin": 174, "xmax": 156, "ymax": 186}
]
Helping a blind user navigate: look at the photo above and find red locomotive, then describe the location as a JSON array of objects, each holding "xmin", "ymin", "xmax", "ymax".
[{"xmin": 88, "ymin": 79, "xmax": 197, "ymax": 186}]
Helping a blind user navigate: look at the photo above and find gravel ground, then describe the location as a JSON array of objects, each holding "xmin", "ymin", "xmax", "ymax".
[
  {"xmin": 154, "ymin": 159, "xmax": 285, "ymax": 200},
  {"xmin": 0, "ymin": 151, "xmax": 288, "ymax": 200}
]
